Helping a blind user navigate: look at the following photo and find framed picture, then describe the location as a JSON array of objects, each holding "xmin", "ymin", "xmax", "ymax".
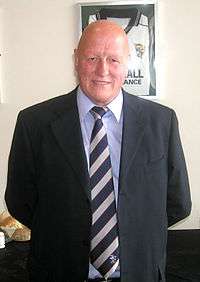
[{"xmin": 78, "ymin": 1, "xmax": 157, "ymax": 98}]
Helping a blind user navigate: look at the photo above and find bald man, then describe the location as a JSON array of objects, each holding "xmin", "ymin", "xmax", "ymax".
[{"xmin": 5, "ymin": 21, "xmax": 191, "ymax": 282}]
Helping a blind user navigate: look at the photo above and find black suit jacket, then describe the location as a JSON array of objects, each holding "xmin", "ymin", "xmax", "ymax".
[{"xmin": 5, "ymin": 88, "xmax": 191, "ymax": 282}]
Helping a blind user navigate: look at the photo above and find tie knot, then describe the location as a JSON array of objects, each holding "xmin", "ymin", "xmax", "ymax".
[{"xmin": 90, "ymin": 106, "xmax": 108, "ymax": 119}]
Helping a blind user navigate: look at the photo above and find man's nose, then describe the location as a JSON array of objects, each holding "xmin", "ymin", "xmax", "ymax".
[{"xmin": 96, "ymin": 58, "xmax": 109, "ymax": 76}]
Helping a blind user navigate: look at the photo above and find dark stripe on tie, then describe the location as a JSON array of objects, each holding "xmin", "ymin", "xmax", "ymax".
[
  {"xmin": 90, "ymin": 119, "xmax": 103, "ymax": 142},
  {"xmin": 97, "ymin": 248, "xmax": 119, "ymax": 274},
  {"xmin": 91, "ymin": 201, "xmax": 116, "ymax": 237},
  {"xmin": 90, "ymin": 135, "xmax": 108, "ymax": 166},
  {"xmin": 90, "ymin": 157, "xmax": 111, "ymax": 187},
  {"xmin": 91, "ymin": 212, "xmax": 118, "ymax": 253},
  {"xmin": 90, "ymin": 229, "xmax": 118, "ymax": 262},
  {"xmin": 91, "ymin": 178, "xmax": 114, "ymax": 210}
]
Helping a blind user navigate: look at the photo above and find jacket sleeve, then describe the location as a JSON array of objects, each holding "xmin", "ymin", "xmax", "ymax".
[
  {"xmin": 167, "ymin": 110, "xmax": 192, "ymax": 227},
  {"xmin": 5, "ymin": 111, "xmax": 38, "ymax": 229}
]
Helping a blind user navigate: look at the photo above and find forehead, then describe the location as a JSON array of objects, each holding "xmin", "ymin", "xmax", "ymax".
[{"xmin": 79, "ymin": 33, "xmax": 128, "ymax": 57}]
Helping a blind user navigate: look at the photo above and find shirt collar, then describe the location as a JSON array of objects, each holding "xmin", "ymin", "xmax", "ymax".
[{"xmin": 77, "ymin": 86, "xmax": 123, "ymax": 123}]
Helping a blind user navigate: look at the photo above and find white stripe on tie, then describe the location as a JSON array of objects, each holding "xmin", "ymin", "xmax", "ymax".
[
  {"xmin": 90, "ymin": 127, "xmax": 106, "ymax": 153},
  {"xmin": 92, "ymin": 192, "xmax": 114, "ymax": 224},
  {"xmin": 91, "ymin": 168, "xmax": 112, "ymax": 200},
  {"xmin": 93, "ymin": 237, "xmax": 119, "ymax": 268},
  {"xmin": 91, "ymin": 214, "xmax": 117, "ymax": 250},
  {"xmin": 89, "ymin": 146, "xmax": 109, "ymax": 177}
]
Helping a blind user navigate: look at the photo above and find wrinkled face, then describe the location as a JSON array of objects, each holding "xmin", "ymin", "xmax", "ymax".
[{"xmin": 75, "ymin": 27, "xmax": 129, "ymax": 106}]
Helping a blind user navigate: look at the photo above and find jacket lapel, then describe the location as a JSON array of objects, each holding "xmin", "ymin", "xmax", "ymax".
[
  {"xmin": 50, "ymin": 91, "xmax": 90, "ymax": 199},
  {"xmin": 119, "ymin": 93, "xmax": 146, "ymax": 192},
  {"xmin": 50, "ymin": 89, "xmax": 146, "ymax": 197}
]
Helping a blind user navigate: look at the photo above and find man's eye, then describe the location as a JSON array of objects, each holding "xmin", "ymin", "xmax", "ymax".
[
  {"xmin": 88, "ymin": 57, "xmax": 96, "ymax": 62},
  {"xmin": 110, "ymin": 58, "xmax": 119, "ymax": 63}
]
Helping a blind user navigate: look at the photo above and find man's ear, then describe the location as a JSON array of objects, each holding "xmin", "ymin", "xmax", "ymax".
[{"xmin": 74, "ymin": 48, "xmax": 78, "ymax": 70}]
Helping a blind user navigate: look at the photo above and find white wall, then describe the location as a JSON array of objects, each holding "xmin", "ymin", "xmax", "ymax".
[{"xmin": 0, "ymin": 0, "xmax": 199, "ymax": 229}]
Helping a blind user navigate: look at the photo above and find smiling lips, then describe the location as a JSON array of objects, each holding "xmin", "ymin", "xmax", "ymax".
[{"xmin": 93, "ymin": 80, "xmax": 112, "ymax": 85}]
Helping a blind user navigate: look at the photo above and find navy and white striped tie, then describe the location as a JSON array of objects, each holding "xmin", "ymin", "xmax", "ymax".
[{"xmin": 89, "ymin": 106, "xmax": 119, "ymax": 279}]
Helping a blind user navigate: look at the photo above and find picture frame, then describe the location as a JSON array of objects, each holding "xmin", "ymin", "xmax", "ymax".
[{"xmin": 78, "ymin": 1, "xmax": 157, "ymax": 99}]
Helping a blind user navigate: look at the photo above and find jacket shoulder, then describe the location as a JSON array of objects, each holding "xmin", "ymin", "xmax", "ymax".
[
  {"xmin": 123, "ymin": 91, "xmax": 174, "ymax": 121},
  {"xmin": 18, "ymin": 88, "xmax": 77, "ymax": 123}
]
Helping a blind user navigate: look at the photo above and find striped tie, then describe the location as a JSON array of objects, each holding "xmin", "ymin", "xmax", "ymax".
[{"xmin": 89, "ymin": 106, "xmax": 119, "ymax": 279}]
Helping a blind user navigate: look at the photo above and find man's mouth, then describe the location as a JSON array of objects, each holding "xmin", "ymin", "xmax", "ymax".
[{"xmin": 93, "ymin": 80, "xmax": 111, "ymax": 85}]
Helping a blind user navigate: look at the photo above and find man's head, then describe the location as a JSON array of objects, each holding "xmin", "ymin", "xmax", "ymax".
[{"xmin": 74, "ymin": 20, "xmax": 129, "ymax": 106}]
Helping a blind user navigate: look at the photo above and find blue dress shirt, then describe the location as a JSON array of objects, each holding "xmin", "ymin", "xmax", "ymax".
[{"xmin": 77, "ymin": 87, "xmax": 123, "ymax": 279}]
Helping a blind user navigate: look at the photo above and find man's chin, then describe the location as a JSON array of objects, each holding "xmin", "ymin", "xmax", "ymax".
[{"xmin": 89, "ymin": 91, "xmax": 117, "ymax": 106}]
